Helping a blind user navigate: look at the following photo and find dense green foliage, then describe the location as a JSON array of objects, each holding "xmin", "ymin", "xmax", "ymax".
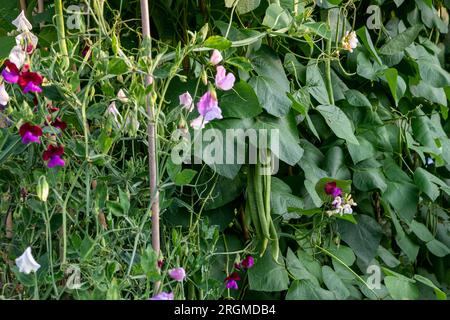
[{"xmin": 1, "ymin": 0, "xmax": 450, "ymax": 300}]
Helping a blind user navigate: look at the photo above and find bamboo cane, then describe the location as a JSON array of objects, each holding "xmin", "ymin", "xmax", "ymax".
[{"xmin": 140, "ymin": 0, "xmax": 161, "ymax": 293}]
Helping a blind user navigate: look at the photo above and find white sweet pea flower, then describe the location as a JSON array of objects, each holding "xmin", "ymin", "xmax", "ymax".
[
  {"xmin": 9, "ymin": 45, "xmax": 27, "ymax": 69},
  {"xmin": 342, "ymin": 204, "xmax": 353, "ymax": 214},
  {"xmin": 15, "ymin": 247, "xmax": 41, "ymax": 274},
  {"xmin": 12, "ymin": 11, "xmax": 32, "ymax": 32},
  {"xmin": 0, "ymin": 84, "xmax": 10, "ymax": 106},
  {"xmin": 107, "ymin": 101, "xmax": 122, "ymax": 127},
  {"xmin": 16, "ymin": 31, "xmax": 39, "ymax": 52},
  {"xmin": 341, "ymin": 31, "xmax": 358, "ymax": 53},
  {"xmin": 117, "ymin": 89, "xmax": 129, "ymax": 103}
]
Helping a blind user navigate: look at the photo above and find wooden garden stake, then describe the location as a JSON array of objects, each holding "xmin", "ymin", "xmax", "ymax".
[{"xmin": 140, "ymin": 0, "xmax": 161, "ymax": 293}]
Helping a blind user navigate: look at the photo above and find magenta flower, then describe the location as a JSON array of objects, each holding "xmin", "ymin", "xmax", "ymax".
[
  {"xmin": 225, "ymin": 272, "xmax": 240, "ymax": 290},
  {"xmin": 210, "ymin": 49, "xmax": 223, "ymax": 65},
  {"xmin": 1, "ymin": 60, "xmax": 20, "ymax": 84},
  {"xmin": 215, "ymin": 66, "xmax": 235, "ymax": 91},
  {"xmin": 18, "ymin": 70, "xmax": 43, "ymax": 93},
  {"xmin": 168, "ymin": 267, "xmax": 186, "ymax": 282},
  {"xmin": 43, "ymin": 144, "xmax": 65, "ymax": 168},
  {"xmin": 150, "ymin": 292, "xmax": 174, "ymax": 300},
  {"xmin": 226, "ymin": 280, "xmax": 238, "ymax": 290},
  {"xmin": 241, "ymin": 256, "xmax": 254, "ymax": 269},
  {"xmin": 179, "ymin": 91, "xmax": 193, "ymax": 112},
  {"xmin": 324, "ymin": 182, "xmax": 342, "ymax": 197},
  {"xmin": 51, "ymin": 118, "xmax": 67, "ymax": 131},
  {"xmin": 19, "ymin": 123, "xmax": 42, "ymax": 144}
]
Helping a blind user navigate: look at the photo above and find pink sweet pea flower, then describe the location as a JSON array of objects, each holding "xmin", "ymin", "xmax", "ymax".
[
  {"xmin": 179, "ymin": 91, "xmax": 193, "ymax": 112},
  {"xmin": 197, "ymin": 90, "xmax": 222, "ymax": 122},
  {"xmin": 168, "ymin": 267, "xmax": 186, "ymax": 282},
  {"xmin": 210, "ymin": 49, "xmax": 223, "ymax": 65},
  {"xmin": 215, "ymin": 65, "xmax": 235, "ymax": 91}
]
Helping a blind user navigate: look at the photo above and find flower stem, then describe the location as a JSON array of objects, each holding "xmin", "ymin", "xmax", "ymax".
[
  {"xmin": 325, "ymin": 38, "xmax": 335, "ymax": 105},
  {"xmin": 54, "ymin": 0, "xmax": 69, "ymax": 70}
]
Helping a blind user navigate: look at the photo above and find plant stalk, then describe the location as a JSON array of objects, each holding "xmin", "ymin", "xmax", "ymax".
[
  {"xmin": 140, "ymin": 0, "xmax": 161, "ymax": 293},
  {"xmin": 54, "ymin": 0, "xmax": 70, "ymax": 70}
]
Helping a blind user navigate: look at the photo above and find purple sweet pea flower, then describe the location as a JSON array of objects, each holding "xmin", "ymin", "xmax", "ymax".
[
  {"xmin": 150, "ymin": 292, "xmax": 174, "ymax": 300},
  {"xmin": 23, "ymin": 81, "xmax": 42, "ymax": 94},
  {"xmin": 241, "ymin": 256, "xmax": 254, "ymax": 269},
  {"xmin": 215, "ymin": 65, "xmax": 235, "ymax": 91},
  {"xmin": 226, "ymin": 280, "xmax": 238, "ymax": 290},
  {"xmin": 47, "ymin": 155, "xmax": 65, "ymax": 168},
  {"xmin": 19, "ymin": 123, "xmax": 42, "ymax": 144},
  {"xmin": 224, "ymin": 272, "xmax": 240, "ymax": 290},
  {"xmin": 197, "ymin": 90, "xmax": 222, "ymax": 122},
  {"xmin": 168, "ymin": 267, "xmax": 186, "ymax": 282},
  {"xmin": 43, "ymin": 144, "xmax": 65, "ymax": 168},
  {"xmin": 1, "ymin": 60, "xmax": 20, "ymax": 84},
  {"xmin": 324, "ymin": 182, "xmax": 342, "ymax": 197}
]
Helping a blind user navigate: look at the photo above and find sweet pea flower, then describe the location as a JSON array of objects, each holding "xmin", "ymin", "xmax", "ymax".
[
  {"xmin": 51, "ymin": 118, "xmax": 67, "ymax": 131},
  {"xmin": 241, "ymin": 256, "xmax": 254, "ymax": 269},
  {"xmin": 225, "ymin": 272, "xmax": 240, "ymax": 290},
  {"xmin": 341, "ymin": 31, "xmax": 358, "ymax": 53},
  {"xmin": 8, "ymin": 45, "xmax": 27, "ymax": 69},
  {"xmin": 197, "ymin": 90, "xmax": 222, "ymax": 122},
  {"xmin": 190, "ymin": 115, "xmax": 206, "ymax": 130},
  {"xmin": 117, "ymin": 89, "xmax": 129, "ymax": 103},
  {"xmin": 324, "ymin": 181, "xmax": 342, "ymax": 197},
  {"xmin": 0, "ymin": 84, "xmax": 9, "ymax": 106},
  {"xmin": 107, "ymin": 101, "xmax": 122, "ymax": 127},
  {"xmin": 215, "ymin": 65, "xmax": 235, "ymax": 91},
  {"xmin": 226, "ymin": 280, "xmax": 238, "ymax": 289},
  {"xmin": 150, "ymin": 292, "xmax": 174, "ymax": 300},
  {"xmin": 19, "ymin": 123, "xmax": 42, "ymax": 144},
  {"xmin": 12, "ymin": 11, "xmax": 32, "ymax": 32},
  {"xmin": 179, "ymin": 91, "xmax": 193, "ymax": 112},
  {"xmin": 168, "ymin": 267, "xmax": 186, "ymax": 282},
  {"xmin": 43, "ymin": 144, "xmax": 65, "ymax": 168},
  {"xmin": 18, "ymin": 70, "xmax": 43, "ymax": 93},
  {"xmin": 210, "ymin": 49, "xmax": 223, "ymax": 65},
  {"xmin": 331, "ymin": 196, "xmax": 342, "ymax": 208},
  {"xmin": 15, "ymin": 247, "xmax": 40, "ymax": 274},
  {"xmin": 16, "ymin": 32, "xmax": 39, "ymax": 54},
  {"xmin": 1, "ymin": 60, "xmax": 21, "ymax": 83}
]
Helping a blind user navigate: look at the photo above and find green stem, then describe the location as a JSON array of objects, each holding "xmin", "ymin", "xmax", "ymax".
[
  {"xmin": 33, "ymin": 273, "xmax": 40, "ymax": 300},
  {"xmin": 44, "ymin": 202, "xmax": 59, "ymax": 297},
  {"xmin": 54, "ymin": 0, "xmax": 69, "ymax": 70},
  {"xmin": 325, "ymin": 38, "xmax": 334, "ymax": 105}
]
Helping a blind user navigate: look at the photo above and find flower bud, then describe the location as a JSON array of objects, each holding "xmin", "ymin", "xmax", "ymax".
[
  {"xmin": 201, "ymin": 69, "xmax": 208, "ymax": 86},
  {"xmin": 37, "ymin": 175, "xmax": 49, "ymax": 202}
]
